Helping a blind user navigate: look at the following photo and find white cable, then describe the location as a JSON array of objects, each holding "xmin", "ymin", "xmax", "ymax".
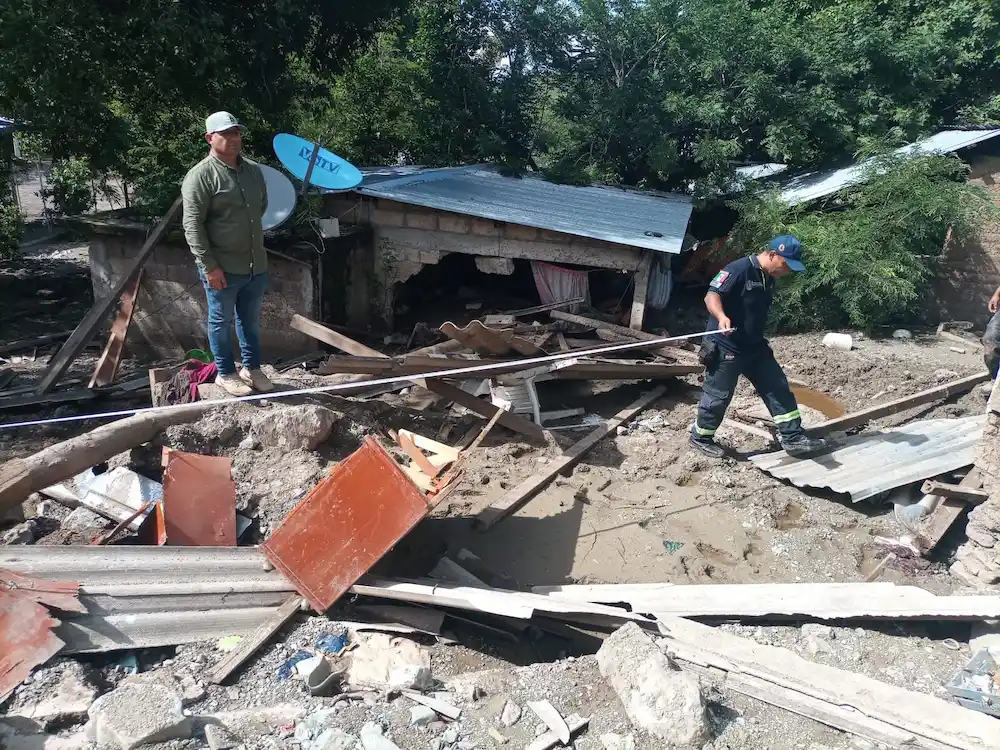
[{"xmin": 0, "ymin": 328, "xmax": 731, "ymax": 430}]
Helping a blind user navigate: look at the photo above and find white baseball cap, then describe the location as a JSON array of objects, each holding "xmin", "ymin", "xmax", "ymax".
[{"xmin": 205, "ymin": 111, "xmax": 245, "ymax": 134}]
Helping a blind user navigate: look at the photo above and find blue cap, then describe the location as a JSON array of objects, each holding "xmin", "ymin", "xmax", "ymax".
[{"xmin": 769, "ymin": 235, "xmax": 805, "ymax": 272}]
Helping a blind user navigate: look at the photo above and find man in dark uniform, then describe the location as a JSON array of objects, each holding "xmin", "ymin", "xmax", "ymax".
[{"xmin": 689, "ymin": 235, "xmax": 828, "ymax": 458}]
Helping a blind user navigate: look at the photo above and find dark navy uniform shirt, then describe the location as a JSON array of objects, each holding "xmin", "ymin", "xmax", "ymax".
[{"xmin": 705, "ymin": 255, "xmax": 775, "ymax": 353}]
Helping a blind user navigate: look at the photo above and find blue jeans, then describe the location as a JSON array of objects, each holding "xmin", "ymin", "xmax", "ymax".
[{"xmin": 200, "ymin": 271, "xmax": 269, "ymax": 376}]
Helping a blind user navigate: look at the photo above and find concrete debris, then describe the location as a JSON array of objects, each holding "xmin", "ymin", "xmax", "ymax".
[
  {"xmin": 600, "ymin": 734, "xmax": 637, "ymax": 750},
  {"xmin": 315, "ymin": 728, "xmax": 362, "ymax": 750},
  {"xmin": 251, "ymin": 404, "xmax": 341, "ymax": 451},
  {"xmin": 2, "ymin": 520, "xmax": 37, "ymax": 545},
  {"xmin": 294, "ymin": 708, "xmax": 338, "ymax": 745},
  {"xmin": 499, "ymin": 699, "xmax": 522, "ymax": 726},
  {"xmin": 933, "ymin": 368, "xmax": 960, "ymax": 382},
  {"xmin": 596, "ymin": 623, "xmax": 710, "ymax": 747},
  {"xmin": 409, "ymin": 705, "xmax": 438, "ymax": 727},
  {"xmin": 85, "ymin": 682, "xmax": 192, "ymax": 750},
  {"xmin": 346, "ymin": 632, "xmax": 433, "ymax": 691},
  {"xmin": 360, "ymin": 722, "xmax": 403, "ymax": 750},
  {"xmin": 203, "ymin": 723, "xmax": 240, "ymax": 750},
  {"xmin": 60, "ymin": 507, "xmax": 106, "ymax": 533},
  {"xmin": 7, "ymin": 664, "xmax": 98, "ymax": 725}
]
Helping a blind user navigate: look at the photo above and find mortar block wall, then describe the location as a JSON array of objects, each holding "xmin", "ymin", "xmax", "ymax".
[{"xmin": 88, "ymin": 235, "xmax": 315, "ymax": 360}]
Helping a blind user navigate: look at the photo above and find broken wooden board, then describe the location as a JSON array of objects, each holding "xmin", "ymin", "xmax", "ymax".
[
  {"xmin": 656, "ymin": 614, "xmax": 1000, "ymax": 750},
  {"xmin": 0, "ymin": 330, "xmax": 73, "ymax": 357},
  {"xmin": 208, "ymin": 594, "xmax": 303, "ymax": 684},
  {"xmin": 89, "ymin": 269, "xmax": 143, "ymax": 388},
  {"xmin": 440, "ymin": 320, "xmax": 545, "ymax": 357},
  {"xmin": 474, "ymin": 385, "xmax": 668, "ymax": 530},
  {"xmin": 920, "ymin": 479, "xmax": 989, "ymax": 505},
  {"xmin": 917, "ymin": 468, "xmax": 985, "ymax": 554},
  {"xmin": 805, "ymin": 372, "xmax": 989, "ymax": 437},
  {"xmin": 531, "ymin": 581, "xmax": 1000, "ymax": 620},
  {"xmin": 262, "ymin": 438, "xmax": 431, "ymax": 612},
  {"xmin": 35, "ymin": 197, "xmax": 182, "ymax": 395},
  {"xmin": 397, "ymin": 430, "xmax": 460, "ymax": 463},
  {"xmin": 551, "ymin": 310, "xmax": 700, "ymax": 362}
]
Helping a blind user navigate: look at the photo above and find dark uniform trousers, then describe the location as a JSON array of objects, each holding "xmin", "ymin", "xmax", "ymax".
[{"xmin": 694, "ymin": 342, "xmax": 803, "ymax": 440}]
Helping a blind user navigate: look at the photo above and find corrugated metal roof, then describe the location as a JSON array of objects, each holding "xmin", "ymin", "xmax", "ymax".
[
  {"xmin": 354, "ymin": 165, "xmax": 694, "ymax": 254},
  {"xmin": 0, "ymin": 547, "xmax": 295, "ymax": 654},
  {"xmin": 749, "ymin": 416, "xmax": 984, "ymax": 502},
  {"xmin": 780, "ymin": 129, "xmax": 1000, "ymax": 206}
]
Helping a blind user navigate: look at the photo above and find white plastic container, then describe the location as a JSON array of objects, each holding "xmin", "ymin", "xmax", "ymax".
[{"xmin": 822, "ymin": 332, "xmax": 853, "ymax": 351}]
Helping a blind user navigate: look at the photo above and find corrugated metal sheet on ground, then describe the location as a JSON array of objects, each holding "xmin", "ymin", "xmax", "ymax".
[
  {"xmin": 749, "ymin": 416, "xmax": 985, "ymax": 502},
  {"xmin": 780, "ymin": 129, "xmax": 1000, "ymax": 206},
  {"xmin": 0, "ymin": 547, "xmax": 295, "ymax": 654},
  {"xmin": 355, "ymin": 165, "xmax": 693, "ymax": 254}
]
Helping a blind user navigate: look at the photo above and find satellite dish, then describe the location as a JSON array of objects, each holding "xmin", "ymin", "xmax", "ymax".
[
  {"xmin": 272, "ymin": 133, "xmax": 363, "ymax": 192},
  {"xmin": 260, "ymin": 164, "xmax": 297, "ymax": 231}
]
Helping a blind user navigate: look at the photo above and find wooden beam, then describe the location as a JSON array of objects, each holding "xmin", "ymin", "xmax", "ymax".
[
  {"xmin": 722, "ymin": 418, "xmax": 774, "ymax": 441},
  {"xmin": 551, "ymin": 310, "xmax": 699, "ymax": 363},
  {"xmin": 629, "ymin": 251, "xmax": 653, "ymax": 331},
  {"xmin": 656, "ymin": 614, "xmax": 1000, "ymax": 749},
  {"xmin": 920, "ymin": 480, "xmax": 988, "ymax": 505},
  {"xmin": 89, "ymin": 269, "xmax": 143, "ymax": 388},
  {"xmin": 474, "ymin": 385, "xmax": 668, "ymax": 530},
  {"xmin": 35, "ymin": 196, "xmax": 182, "ymax": 395},
  {"xmin": 209, "ymin": 594, "xmax": 303, "ymax": 684},
  {"xmin": 293, "ymin": 314, "xmax": 543, "ymax": 438},
  {"xmin": 0, "ymin": 331, "xmax": 74, "ymax": 356},
  {"xmin": 805, "ymin": 372, "xmax": 990, "ymax": 437},
  {"xmin": 917, "ymin": 468, "xmax": 983, "ymax": 554}
]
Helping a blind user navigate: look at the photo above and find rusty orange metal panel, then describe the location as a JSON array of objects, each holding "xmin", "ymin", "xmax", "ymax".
[
  {"xmin": 262, "ymin": 437, "xmax": 430, "ymax": 613},
  {"xmin": 161, "ymin": 449, "xmax": 237, "ymax": 546},
  {"xmin": 0, "ymin": 590, "xmax": 64, "ymax": 703},
  {"xmin": 0, "ymin": 569, "xmax": 85, "ymax": 613}
]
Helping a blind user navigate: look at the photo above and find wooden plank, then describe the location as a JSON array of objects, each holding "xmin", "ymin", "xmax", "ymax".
[
  {"xmin": 556, "ymin": 333, "xmax": 570, "ymax": 352},
  {"xmin": 208, "ymin": 594, "xmax": 303, "ymax": 684},
  {"xmin": 290, "ymin": 314, "xmax": 381, "ymax": 357},
  {"xmin": 398, "ymin": 433, "xmax": 444, "ymax": 478},
  {"xmin": 917, "ymin": 468, "xmax": 983, "ymax": 554},
  {"xmin": 722, "ymin": 418, "xmax": 774, "ymax": 441},
  {"xmin": 0, "ymin": 369, "xmax": 16, "ymax": 390},
  {"xmin": 504, "ymin": 297, "xmax": 585, "ymax": 318},
  {"xmin": 89, "ymin": 269, "xmax": 143, "ymax": 388},
  {"xmin": 805, "ymin": 372, "xmax": 989, "ymax": 437},
  {"xmin": 397, "ymin": 430, "xmax": 460, "ymax": 462},
  {"xmin": 551, "ymin": 310, "xmax": 699, "ymax": 362},
  {"xmin": 656, "ymin": 614, "xmax": 1000, "ymax": 750},
  {"xmin": 35, "ymin": 197, "xmax": 183, "ymax": 395},
  {"xmin": 474, "ymin": 385, "xmax": 667, "ymax": 530},
  {"xmin": 629, "ymin": 251, "xmax": 653, "ymax": 331},
  {"xmin": 532, "ymin": 581, "xmax": 1000, "ymax": 620},
  {"xmin": 427, "ymin": 379, "xmax": 543, "ymax": 439},
  {"xmin": 920, "ymin": 480, "xmax": 988, "ymax": 505},
  {"xmin": 0, "ymin": 331, "xmax": 73, "ymax": 356}
]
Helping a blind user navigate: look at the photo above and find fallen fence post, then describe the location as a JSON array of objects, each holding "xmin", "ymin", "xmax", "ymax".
[{"xmin": 208, "ymin": 594, "xmax": 304, "ymax": 684}]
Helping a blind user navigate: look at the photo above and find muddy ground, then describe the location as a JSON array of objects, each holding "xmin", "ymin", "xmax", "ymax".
[{"xmin": 0, "ymin": 239, "xmax": 993, "ymax": 749}]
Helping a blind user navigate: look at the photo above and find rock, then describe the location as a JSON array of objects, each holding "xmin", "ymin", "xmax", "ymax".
[
  {"xmin": 800, "ymin": 624, "xmax": 833, "ymax": 640},
  {"xmin": 499, "ymin": 700, "xmax": 522, "ymax": 727},
  {"xmin": 892, "ymin": 329, "xmax": 912, "ymax": 340},
  {"xmin": 204, "ymin": 723, "xmax": 240, "ymax": 750},
  {"xmin": 86, "ymin": 682, "xmax": 192, "ymax": 749},
  {"xmin": 179, "ymin": 674, "xmax": 206, "ymax": 704},
  {"xmin": 805, "ymin": 634, "xmax": 834, "ymax": 656},
  {"xmin": 600, "ymin": 735, "xmax": 637, "ymax": 750},
  {"xmin": 316, "ymin": 728, "xmax": 361, "ymax": 750},
  {"xmin": 933, "ymin": 369, "xmax": 960, "ymax": 383},
  {"xmin": 596, "ymin": 623, "xmax": 709, "ymax": 746},
  {"xmin": 251, "ymin": 405, "xmax": 340, "ymax": 451},
  {"xmin": 409, "ymin": 706, "xmax": 437, "ymax": 727},
  {"xmin": 9, "ymin": 665, "xmax": 98, "ymax": 724},
  {"xmin": 2, "ymin": 520, "xmax": 36, "ymax": 544},
  {"xmin": 238, "ymin": 435, "xmax": 260, "ymax": 451},
  {"xmin": 360, "ymin": 722, "xmax": 402, "ymax": 750},
  {"xmin": 62, "ymin": 507, "xmax": 107, "ymax": 533}
]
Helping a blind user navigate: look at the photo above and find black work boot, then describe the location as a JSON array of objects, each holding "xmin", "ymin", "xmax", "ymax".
[
  {"xmin": 689, "ymin": 431, "xmax": 725, "ymax": 458},
  {"xmin": 780, "ymin": 433, "xmax": 829, "ymax": 457}
]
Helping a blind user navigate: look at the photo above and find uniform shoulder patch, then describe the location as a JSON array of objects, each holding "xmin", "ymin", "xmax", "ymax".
[{"xmin": 709, "ymin": 270, "xmax": 731, "ymax": 289}]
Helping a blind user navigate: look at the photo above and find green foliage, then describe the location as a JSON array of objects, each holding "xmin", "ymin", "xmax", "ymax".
[
  {"xmin": 731, "ymin": 154, "xmax": 1000, "ymax": 331},
  {"xmin": 43, "ymin": 157, "xmax": 94, "ymax": 216},
  {"xmin": 0, "ymin": 201, "xmax": 23, "ymax": 260}
]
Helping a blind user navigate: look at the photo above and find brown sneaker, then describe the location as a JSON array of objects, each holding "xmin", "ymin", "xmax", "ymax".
[
  {"xmin": 216, "ymin": 373, "xmax": 252, "ymax": 397},
  {"xmin": 239, "ymin": 367, "xmax": 275, "ymax": 393}
]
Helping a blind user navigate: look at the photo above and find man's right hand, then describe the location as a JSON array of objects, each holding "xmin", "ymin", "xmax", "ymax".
[
  {"xmin": 990, "ymin": 289, "xmax": 1000, "ymax": 314},
  {"xmin": 205, "ymin": 267, "xmax": 227, "ymax": 290},
  {"xmin": 717, "ymin": 315, "xmax": 733, "ymax": 334}
]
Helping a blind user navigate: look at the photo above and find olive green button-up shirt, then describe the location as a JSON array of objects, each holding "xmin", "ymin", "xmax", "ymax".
[{"xmin": 181, "ymin": 154, "xmax": 269, "ymax": 275}]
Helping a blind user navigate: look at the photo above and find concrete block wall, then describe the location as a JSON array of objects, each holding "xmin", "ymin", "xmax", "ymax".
[
  {"xmin": 89, "ymin": 235, "xmax": 316, "ymax": 360},
  {"xmin": 925, "ymin": 155, "xmax": 1000, "ymax": 328}
]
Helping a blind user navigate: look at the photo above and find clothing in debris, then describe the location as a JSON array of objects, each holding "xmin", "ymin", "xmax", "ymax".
[
  {"xmin": 200, "ymin": 270, "xmax": 269, "ymax": 376},
  {"xmin": 694, "ymin": 251, "xmax": 803, "ymax": 443},
  {"xmin": 163, "ymin": 359, "xmax": 219, "ymax": 405}
]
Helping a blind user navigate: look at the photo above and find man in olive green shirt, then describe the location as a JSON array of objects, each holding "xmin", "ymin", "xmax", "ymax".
[{"xmin": 181, "ymin": 111, "xmax": 274, "ymax": 396}]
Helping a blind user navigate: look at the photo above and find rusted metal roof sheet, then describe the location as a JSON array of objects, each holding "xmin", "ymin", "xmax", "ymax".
[
  {"xmin": 0, "ymin": 591, "xmax": 64, "ymax": 703},
  {"xmin": 161, "ymin": 449, "xmax": 237, "ymax": 546},
  {"xmin": 355, "ymin": 165, "xmax": 694, "ymax": 254},
  {"xmin": 0, "ymin": 547, "xmax": 295, "ymax": 654},
  {"xmin": 749, "ymin": 416, "xmax": 985, "ymax": 501},
  {"xmin": 263, "ymin": 437, "xmax": 430, "ymax": 613}
]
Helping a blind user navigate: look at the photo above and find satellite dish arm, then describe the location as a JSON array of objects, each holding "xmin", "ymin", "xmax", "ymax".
[{"xmin": 300, "ymin": 143, "xmax": 321, "ymax": 198}]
